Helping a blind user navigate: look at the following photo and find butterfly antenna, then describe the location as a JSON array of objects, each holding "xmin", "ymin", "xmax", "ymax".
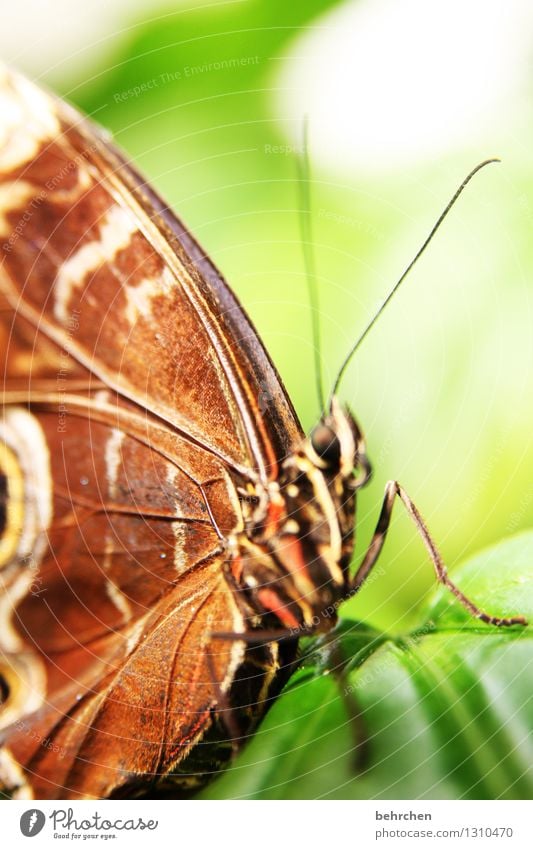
[
  {"xmin": 297, "ymin": 116, "xmax": 326, "ymax": 413},
  {"xmin": 330, "ymin": 158, "xmax": 501, "ymax": 402}
]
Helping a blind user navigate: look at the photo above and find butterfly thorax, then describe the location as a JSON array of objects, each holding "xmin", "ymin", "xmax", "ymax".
[{"xmin": 229, "ymin": 399, "xmax": 371, "ymax": 633}]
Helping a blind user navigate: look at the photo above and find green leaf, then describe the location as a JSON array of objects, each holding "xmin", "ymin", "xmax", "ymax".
[{"xmin": 201, "ymin": 531, "xmax": 533, "ymax": 799}]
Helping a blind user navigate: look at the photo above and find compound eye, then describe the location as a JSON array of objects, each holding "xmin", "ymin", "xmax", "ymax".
[{"xmin": 310, "ymin": 424, "xmax": 341, "ymax": 467}]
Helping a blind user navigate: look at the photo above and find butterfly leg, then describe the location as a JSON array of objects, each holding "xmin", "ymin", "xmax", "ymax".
[
  {"xmin": 349, "ymin": 480, "xmax": 527, "ymax": 627},
  {"xmin": 205, "ymin": 652, "xmax": 243, "ymax": 753},
  {"xmin": 324, "ymin": 637, "xmax": 370, "ymax": 771}
]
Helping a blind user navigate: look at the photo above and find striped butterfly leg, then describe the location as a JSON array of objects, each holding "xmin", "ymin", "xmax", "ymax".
[
  {"xmin": 211, "ymin": 627, "xmax": 371, "ymax": 771},
  {"xmin": 208, "ymin": 626, "xmax": 300, "ymax": 754},
  {"xmin": 350, "ymin": 480, "xmax": 528, "ymax": 627},
  {"xmin": 205, "ymin": 651, "xmax": 243, "ymax": 753}
]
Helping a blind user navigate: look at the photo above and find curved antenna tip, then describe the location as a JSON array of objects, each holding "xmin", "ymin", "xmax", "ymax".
[{"xmin": 330, "ymin": 158, "xmax": 503, "ymax": 401}]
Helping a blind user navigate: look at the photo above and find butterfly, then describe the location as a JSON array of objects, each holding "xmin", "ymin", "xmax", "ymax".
[{"xmin": 0, "ymin": 65, "xmax": 526, "ymax": 800}]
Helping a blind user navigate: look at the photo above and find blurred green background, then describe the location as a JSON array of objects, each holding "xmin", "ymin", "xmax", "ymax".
[{"xmin": 5, "ymin": 0, "xmax": 532, "ymax": 635}]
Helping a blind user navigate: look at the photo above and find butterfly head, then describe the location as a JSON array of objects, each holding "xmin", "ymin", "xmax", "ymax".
[
  {"xmin": 308, "ymin": 396, "xmax": 371, "ymax": 488},
  {"xmin": 236, "ymin": 398, "xmax": 371, "ymax": 634}
]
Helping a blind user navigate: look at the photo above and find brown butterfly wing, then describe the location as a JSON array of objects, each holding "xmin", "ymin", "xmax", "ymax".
[
  {"xmin": 7, "ymin": 556, "xmax": 245, "ymax": 799},
  {"xmin": 0, "ymin": 66, "xmax": 301, "ymax": 477},
  {"xmin": 0, "ymin": 66, "xmax": 301, "ymax": 798}
]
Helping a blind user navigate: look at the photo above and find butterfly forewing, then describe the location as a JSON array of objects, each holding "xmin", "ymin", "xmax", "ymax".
[{"xmin": 0, "ymin": 66, "xmax": 302, "ymax": 475}]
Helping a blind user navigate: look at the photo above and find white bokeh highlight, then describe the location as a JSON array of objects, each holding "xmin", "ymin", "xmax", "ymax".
[{"xmin": 276, "ymin": 0, "xmax": 533, "ymax": 173}]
